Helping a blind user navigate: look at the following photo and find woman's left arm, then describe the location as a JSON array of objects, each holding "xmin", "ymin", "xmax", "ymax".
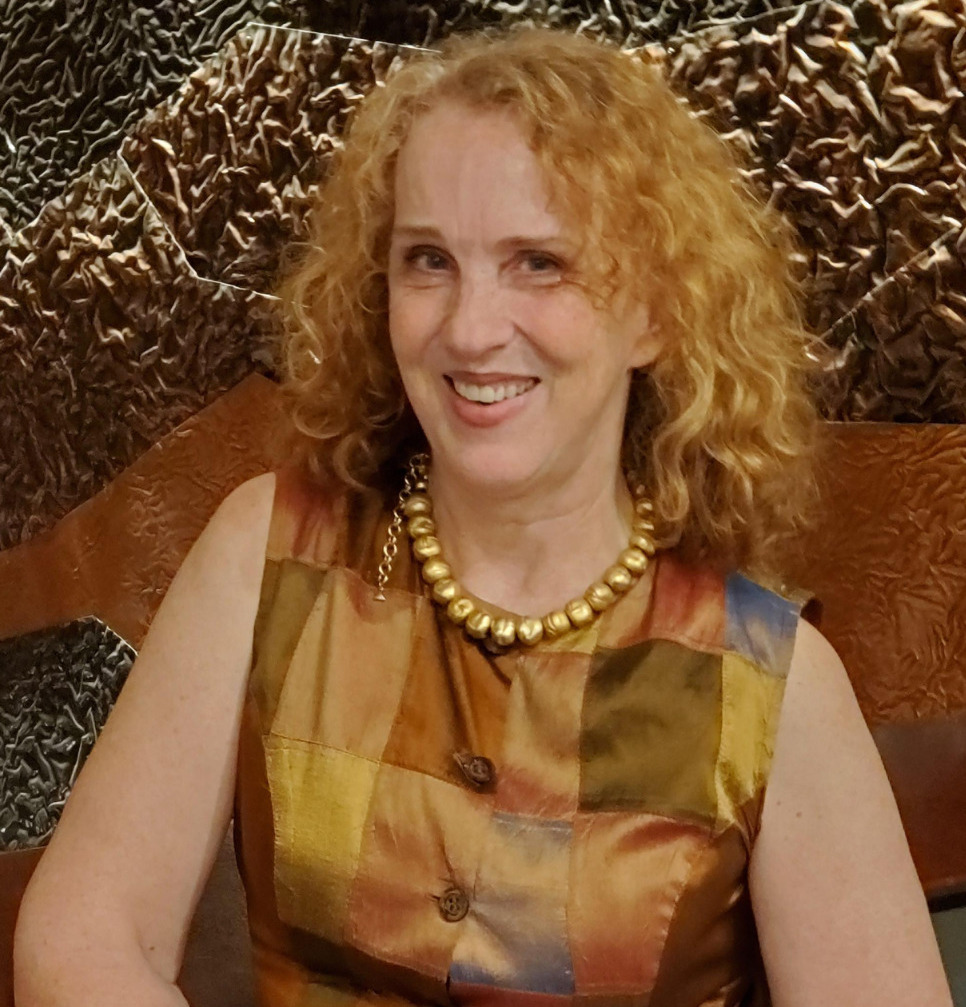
[{"xmin": 749, "ymin": 618, "xmax": 953, "ymax": 1007}]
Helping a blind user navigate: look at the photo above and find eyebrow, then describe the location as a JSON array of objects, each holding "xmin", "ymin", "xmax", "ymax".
[{"xmin": 390, "ymin": 224, "xmax": 575, "ymax": 251}]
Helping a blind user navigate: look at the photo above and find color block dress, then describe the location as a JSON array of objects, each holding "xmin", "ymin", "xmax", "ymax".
[{"xmin": 233, "ymin": 465, "xmax": 804, "ymax": 1007}]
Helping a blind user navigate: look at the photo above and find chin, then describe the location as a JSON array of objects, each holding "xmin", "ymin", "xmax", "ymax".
[{"xmin": 430, "ymin": 439, "xmax": 544, "ymax": 492}]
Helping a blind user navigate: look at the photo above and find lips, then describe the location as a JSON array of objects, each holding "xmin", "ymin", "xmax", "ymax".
[{"xmin": 443, "ymin": 373, "xmax": 539, "ymax": 427}]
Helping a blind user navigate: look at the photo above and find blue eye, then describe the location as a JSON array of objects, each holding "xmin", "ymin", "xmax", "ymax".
[{"xmin": 404, "ymin": 247, "xmax": 448, "ymax": 270}]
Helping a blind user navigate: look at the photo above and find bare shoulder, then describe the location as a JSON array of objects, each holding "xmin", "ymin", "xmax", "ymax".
[
  {"xmin": 749, "ymin": 618, "xmax": 952, "ymax": 1006},
  {"xmin": 15, "ymin": 470, "xmax": 279, "ymax": 995}
]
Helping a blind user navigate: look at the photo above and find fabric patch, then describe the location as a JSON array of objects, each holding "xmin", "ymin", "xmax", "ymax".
[
  {"xmin": 715, "ymin": 652, "xmax": 786, "ymax": 844},
  {"xmin": 580, "ymin": 640, "xmax": 721, "ymax": 822},
  {"xmin": 724, "ymin": 573, "xmax": 801, "ymax": 677},
  {"xmin": 450, "ymin": 813, "xmax": 574, "ymax": 995},
  {"xmin": 269, "ymin": 566, "xmax": 414, "ymax": 761},
  {"xmin": 345, "ymin": 763, "xmax": 491, "ymax": 980},
  {"xmin": 570, "ymin": 811, "xmax": 708, "ymax": 993},
  {"xmin": 381, "ymin": 614, "xmax": 510, "ymax": 784},
  {"xmin": 636, "ymin": 556, "xmax": 725, "ymax": 652},
  {"xmin": 266, "ymin": 739, "xmax": 378, "ymax": 943},
  {"xmin": 495, "ymin": 652, "xmax": 590, "ymax": 820}
]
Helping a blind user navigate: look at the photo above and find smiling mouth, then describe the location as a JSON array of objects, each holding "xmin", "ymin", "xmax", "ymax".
[{"xmin": 447, "ymin": 376, "xmax": 539, "ymax": 404}]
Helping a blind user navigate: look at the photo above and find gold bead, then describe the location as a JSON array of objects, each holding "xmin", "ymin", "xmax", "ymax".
[
  {"xmin": 585, "ymin": 581, "xmax": 617, "ymax": 612},
  {"xmin": 412, "ymin": 535, "xmax": 441, "ymax": 561},
  {"xmin": 543, "ymin": 610, "xmax": 572, "ymax": 638},
  {"xmin": 408, "ymin": 515, "xmax": 436, "ymax": 538},
  {"xmin": 491, "ymin": 618, "xmax": 517, "ymax": 647},
  {"xmin": 403, "ymin": 493, "xmax": 432, "ymax": 517},
  {"xmin": 420, "ymin": 558, "xmax": 451, "ymax": 584},
  {"xmin": 618, "ymin": 547, "xmax": 648, "ymax": 574},
  {"xmin": 432, "ymin": 578, "xmax": 460, "ymax": 604},
  {"xmin": 565, "ymin": 598, "xmax": 594, "ymax": 628},
  {"xmin": 634, "ymin": 498, "xmax": 654, "ymax": 516},
  {"xmin": 465, "ymin": 610, "xmax": 492, "ymax": 640},
  {"xmin": 604, "ymin": 564, "xmax": 633, "ymax": 592},
  {"xmin": 447, "ymin": 597, "xmax": 475, "ymax": 625},
  {"xmin": 516, "ymin": 617, "xmax": 544, "ymax": 646},
  {"xmin": 633, "ymin": 516, "xmax": 656, "ymax": 534},
  {"xmin": 629, "ymin": 532, "xmax": 656, "ymax": 556},
  {"xmin": 412, "ymin": 479, "xmax": 429, "ymax": 492}
]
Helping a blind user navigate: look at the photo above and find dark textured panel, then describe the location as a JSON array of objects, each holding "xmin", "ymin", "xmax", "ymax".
[
  {"xmin": 778, "ymin": 422, "xmax": 966, "ymax": 724},
  {"xmin": 0, "ymin": 0, "xmax": 292, "ymax": 230},
  {"xmin": 657, "ymin": 0, "xmax": 965, "ymax": 338},
  {"xmin": 0, "ymin": 618, "xmax": 135, "ymax": 850},
  {"xmin": 121, "ymin": 27, "xmax": 411, "ymax": 290},
  {"xmin": 0, "ymin": 374, "xmax": 289, "ymax": 648},
  {"xmin": 283, "ymin": 0, "xmax": 803, "ymax": 46},
  {"xmin": 0, "ymin": 157, "xmax": 278, "ymax": 549},
  {"xmin": 820, "ymin": 222, "xmax": 966, "ymax": 421}
]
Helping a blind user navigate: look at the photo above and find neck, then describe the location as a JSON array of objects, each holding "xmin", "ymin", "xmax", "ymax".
[{"xmin": 427, "ymin": 459, "xmax": 635, "ymax": 616}]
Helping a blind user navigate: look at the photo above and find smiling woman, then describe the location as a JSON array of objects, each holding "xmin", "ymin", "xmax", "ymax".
[{"xmin": 13, "ymin": 22, "xmax": 953, "ymax": 1007}]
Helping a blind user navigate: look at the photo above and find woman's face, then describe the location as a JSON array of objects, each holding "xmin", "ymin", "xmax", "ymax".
[{"xmin": 387, "ymin": 100, "xmax": 661, "ymax": 496}]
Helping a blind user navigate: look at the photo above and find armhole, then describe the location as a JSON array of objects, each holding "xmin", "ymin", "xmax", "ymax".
[{"xmin": 717, "ymin": 576, "xmax": 809, "ymax": 850}]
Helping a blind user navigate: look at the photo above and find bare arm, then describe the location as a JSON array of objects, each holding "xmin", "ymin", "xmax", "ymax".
[
  {"xmin": 750, "ymin": 619, "xmax": 952, "ymax": 1006},
  {"xmin": 13, "ymin": 471, "xmax": 277, "ymax": 1006}
]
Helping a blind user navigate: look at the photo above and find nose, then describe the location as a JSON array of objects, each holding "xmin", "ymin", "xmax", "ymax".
[{"xmin": 441, "ymin": 270, "xmax": 513, "ymax": 360}]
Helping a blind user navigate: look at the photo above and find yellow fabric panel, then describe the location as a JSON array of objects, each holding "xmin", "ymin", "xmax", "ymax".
[
  {"xmin": 269, "ymin": 566, "xmax": 415, "ymax": 759},
  {"xmin": 266, "ymin": 739, "xmax": 379, "ymax": 942},
  {"xmin": 714, "ymin": 652, "xmax": 785, "ymax": 842}
]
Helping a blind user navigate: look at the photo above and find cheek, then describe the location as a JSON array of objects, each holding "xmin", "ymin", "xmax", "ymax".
[
  {"xmin": 388, "ymin": 290, "xmax": 440, "ymax": 364},
  {"xmin": 521, "ymin": 299, "xmax": 603, "ymax": 366}
]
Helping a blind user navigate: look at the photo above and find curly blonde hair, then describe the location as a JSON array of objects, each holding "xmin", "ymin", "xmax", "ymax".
[{"xmin": 277, "ymin": 25, "xmax": 818, "ymax": 577}]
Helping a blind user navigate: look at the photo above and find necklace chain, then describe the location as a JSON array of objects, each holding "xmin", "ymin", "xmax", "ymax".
[{"xmin": 376, "ymin": 453, "xmax": 657, "ymax": 651}]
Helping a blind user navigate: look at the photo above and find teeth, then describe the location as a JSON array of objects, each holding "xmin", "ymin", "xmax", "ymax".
[{"xmin": 452, "ymin": 379, "xmax": 536, "ymax": 404}]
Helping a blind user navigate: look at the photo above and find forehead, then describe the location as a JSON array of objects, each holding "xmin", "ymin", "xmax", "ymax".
[{"xmin": 393, "ymin": 101, "xmax": 566, "ymax": 234}]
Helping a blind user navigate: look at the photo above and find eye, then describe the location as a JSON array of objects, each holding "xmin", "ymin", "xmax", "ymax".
[
  {"xmin": 403, "ymin": 246, "xmax": 449, "ymax": 271},
  {"xmin": 521, "ymin": 251, "xmax": 564, "ymax": 278}
]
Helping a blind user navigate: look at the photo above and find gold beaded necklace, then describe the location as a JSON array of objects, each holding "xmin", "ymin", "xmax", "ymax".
[{"xmin": 375, "ymin": 454, "xmax": 657, "ymax": 651}]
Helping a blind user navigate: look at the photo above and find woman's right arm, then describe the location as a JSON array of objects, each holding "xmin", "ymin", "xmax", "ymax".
[{"xmin": 13, "ymin": 471, "xmax": 277, "ymax": 1006}]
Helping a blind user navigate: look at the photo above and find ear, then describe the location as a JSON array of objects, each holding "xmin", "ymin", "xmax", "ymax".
[{"xmin": 627, "ymin": 299, "xmax": 664, "ymax": 370}]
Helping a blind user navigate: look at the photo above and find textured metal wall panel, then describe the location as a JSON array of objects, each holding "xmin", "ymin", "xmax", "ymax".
[
  {"xmin": 286, "ymin": 0, "xmax": 804, "ymax": 46},
  {"xmin": 0, "ymin": 157, "xmax": 277, "ymax": 549},
  {"xmin": 660, "ymin": 1, "xmax": 965, "ymax": 338},
  {"xmin": 823, "ymin": 222, "xmax": 966, "ymax": 421},
  {"xmin": 0, "ymin": 0, "xmax": 291, "ymax": 230},
  {"xmin": 778, "ymin": 422, "xmax": 966, "ymax": 724},
  {"xmin": 0, "ymin": 618, "xmax": 135, "ymax": 850},
  {"xmin": 0, "ymin": 373, "xmax": 288, "ymax": 649},
  {"xmin": 121, "ymin": 27, "xmax": 411, "ymax": 290}
]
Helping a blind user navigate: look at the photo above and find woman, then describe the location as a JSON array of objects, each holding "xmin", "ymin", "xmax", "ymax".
[{"xmin": 15, "ymin": 26, "xmax": 951, "ymax": 1007}]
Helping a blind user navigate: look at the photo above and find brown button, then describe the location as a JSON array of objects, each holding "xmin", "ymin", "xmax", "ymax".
[
  {"xmin": 438, "ymin": 886, "xmax": 470, "ymax": 922},
  {"xmin": 455, "ymin": 751, "xmax": 495, "ymax": 787}
]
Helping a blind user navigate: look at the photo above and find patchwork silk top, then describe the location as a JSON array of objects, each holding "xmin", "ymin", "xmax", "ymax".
[{"xmin": 233, "ymin": 466, "xmax": 804, "ymax": 1007}]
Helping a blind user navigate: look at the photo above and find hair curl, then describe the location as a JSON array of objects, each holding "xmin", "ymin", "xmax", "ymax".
[{"xmin": 277, "ymin": 25, "xmax": 818, "ymax": 579}]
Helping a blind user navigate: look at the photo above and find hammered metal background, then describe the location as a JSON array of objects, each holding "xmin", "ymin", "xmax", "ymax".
[
  {"xmin": 0, "ymin": 0, "xmax": 293, "ymax": 230},
  {"xmin": 0, "ymin": 374, "xmax": 289, "ymax": 649},
  {"xmin": 284, "ymin": 0, "xmax": 805, "ymax": 45},
  {"xmin": 0, "ymin": 617, "xmax": 135, "ymax": 851},
  {"xmin": 823, "ymin": 222, "xmax": 966, "ymax": 421},
  {"xmin": 779, "ymin": 422, "xmax": 966, "ymax": 724},
  {"xmin": 120, "ymin": 29, "xmax": 411, "ymax": 290},
  {"xmin": 0, "ymin": 156, "xmax": 278, "ymax": 549}
]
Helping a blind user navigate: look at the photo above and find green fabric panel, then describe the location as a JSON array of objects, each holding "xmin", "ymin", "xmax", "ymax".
[
  {"xmin": 579, "ymin": 640, "xmax": 721, "ymax": 822},
  {"xmin": 249, "ymin": 557, "xmax": 330, "ymax": 727}
]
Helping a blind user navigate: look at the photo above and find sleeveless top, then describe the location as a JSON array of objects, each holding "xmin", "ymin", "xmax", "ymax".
[{"xmin": 232, "ymin": 465, "xmax": 805, "ymax": 1007}]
